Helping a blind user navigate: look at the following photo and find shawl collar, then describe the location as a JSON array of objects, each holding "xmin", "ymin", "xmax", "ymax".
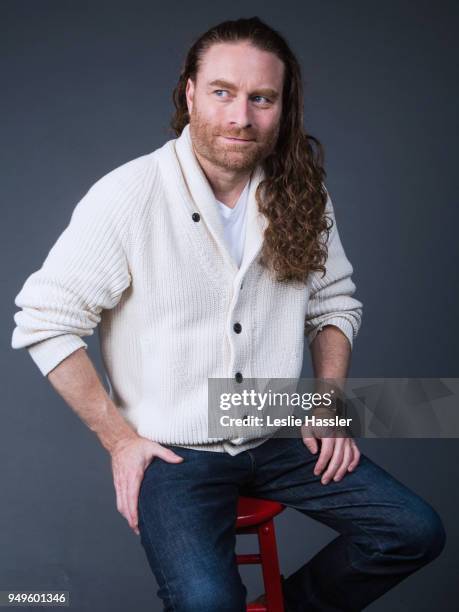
[{"xmin": 173, "ymin": 123, "xmax": 269, "ymax": 283}]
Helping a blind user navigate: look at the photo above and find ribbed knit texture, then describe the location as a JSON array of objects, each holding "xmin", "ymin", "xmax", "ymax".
[{"xmin": 11, "ymin": 123, "xmax": 363, "ymax": 456}]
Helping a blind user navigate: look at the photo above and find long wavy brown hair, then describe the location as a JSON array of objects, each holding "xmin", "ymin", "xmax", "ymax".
[{"xmin": 170, "ymin": 16, "xmax": 332, "ymax": 284}]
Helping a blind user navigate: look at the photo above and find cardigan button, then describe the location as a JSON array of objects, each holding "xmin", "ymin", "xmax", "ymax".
[
  {"xmin": 233, "ymin": 322, "xmax": 242, "ymax": 334},
  {"xmin": 192, "ymin": 212, "xmax": 200, "ymax": 222},
  {"xmin": 235, "ymin": 372, "xmax": 243, "ymax": 383}
]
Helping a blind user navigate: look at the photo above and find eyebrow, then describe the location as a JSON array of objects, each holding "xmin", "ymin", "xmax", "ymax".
[{"xmin": 207, "ymin": 79, "xmax": 280, "ymax": 100}]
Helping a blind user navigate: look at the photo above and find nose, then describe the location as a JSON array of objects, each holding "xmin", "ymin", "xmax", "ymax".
[{"xmin": 228, "ymin": 96, "xmax": 252, "ymax": 130}]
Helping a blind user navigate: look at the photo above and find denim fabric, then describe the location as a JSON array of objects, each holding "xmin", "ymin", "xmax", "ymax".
[{"xmin": 137, "ymin": 436, "xmax": 446, "ymax": 612}]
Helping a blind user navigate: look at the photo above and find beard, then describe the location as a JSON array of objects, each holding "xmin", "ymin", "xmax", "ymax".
[{"xmin": 189, "ymin": 105, "xmax": 280, "ymax": 172}]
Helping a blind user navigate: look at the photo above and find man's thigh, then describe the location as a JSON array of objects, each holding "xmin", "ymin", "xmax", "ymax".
[
  {"xmin": 246, "ymin": 436, "xmax": 443, "ymax": 559},
  {"xmin": 137, "ymin": 445, "xmax": 250, "ymax": 612}
]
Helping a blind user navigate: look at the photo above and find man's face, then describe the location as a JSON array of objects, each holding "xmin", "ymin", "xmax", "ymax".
[{"xmin": 186, "ymin": 42, "xmax": 284, "ymax": 172}]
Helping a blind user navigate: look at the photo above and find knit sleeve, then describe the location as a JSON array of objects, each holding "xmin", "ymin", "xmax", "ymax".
[
  {"xmin": 304, "ymin": 189, "xmax": 363, "ymax": 350},
  {"xmin": 11, "ymin": 174, "xmax": 133, "ymax": 376}
]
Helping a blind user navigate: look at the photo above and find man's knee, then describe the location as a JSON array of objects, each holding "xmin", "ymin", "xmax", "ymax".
[
  {"xmin": 385, "ymin": 499, "xmax": 446, "ymax": 565},
  {"xmin": 408, "ymin": 502, "xmax": 447, "ymax": 563}
]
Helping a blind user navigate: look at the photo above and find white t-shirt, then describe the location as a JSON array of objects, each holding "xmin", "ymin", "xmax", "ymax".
[{"xmin": 215, "ymin": 175, "xmax": 251, "ymax": 268}]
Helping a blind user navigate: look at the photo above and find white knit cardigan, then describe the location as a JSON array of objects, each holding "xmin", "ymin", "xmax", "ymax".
[{"xmin": 11, "ymin": 123, "xmax": 363, "ymax": 455}]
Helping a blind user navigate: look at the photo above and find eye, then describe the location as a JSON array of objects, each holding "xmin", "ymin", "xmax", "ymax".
[
  {"xmin": 214, "ymin": 89, "xmax": 229, "ymax": 98},
  {"xmin": 253, "ymin": 95, "xmax": 271, "ymax": 104}
]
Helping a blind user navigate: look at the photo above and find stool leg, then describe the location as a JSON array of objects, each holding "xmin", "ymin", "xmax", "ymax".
[{"xmin": 257, "ymin": 519, "xmax": 284, "ymax": 612}]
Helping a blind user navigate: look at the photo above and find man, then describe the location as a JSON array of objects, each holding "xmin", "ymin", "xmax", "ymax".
[{"xmin": 12, "ymin": 16, "xmax": 445, "ymax": 612}]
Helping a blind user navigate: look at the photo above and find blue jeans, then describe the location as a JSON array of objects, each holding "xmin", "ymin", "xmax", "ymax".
[{"xmin": 137, "ymin": 436, "xmax": 446, "ymax": 611}]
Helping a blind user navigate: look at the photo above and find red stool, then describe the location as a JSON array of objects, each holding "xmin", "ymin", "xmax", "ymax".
[{"xmin": 236, "ymin": 496, "xmax": 286, "ymax": 612}]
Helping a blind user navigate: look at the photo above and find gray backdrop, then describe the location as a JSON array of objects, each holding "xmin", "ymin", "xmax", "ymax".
[{"xmin": 2, "ymin": 1, "xmax": 458, "ymax": 610}]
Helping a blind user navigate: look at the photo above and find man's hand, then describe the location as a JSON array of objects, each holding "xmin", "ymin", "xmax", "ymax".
[
  {"xmin": 301, "ymin": 421, "xmax": 360, "ymax": 485},
  {"xmin": 110, "ymin": 435, "xmax": 184, "ymax": 535},
  {"xmin": 305, "ymin": 322, "xmax": 361, "ymax": 483}
]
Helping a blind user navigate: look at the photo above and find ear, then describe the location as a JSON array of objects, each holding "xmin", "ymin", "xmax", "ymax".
[{"xmin": 185, "ymin": 78, "xmax": 195, "ymax": 115}]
